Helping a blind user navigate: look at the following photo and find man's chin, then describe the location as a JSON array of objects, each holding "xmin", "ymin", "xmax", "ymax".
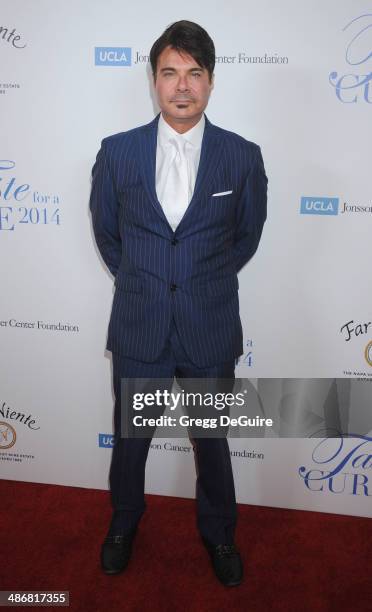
[
  {"xmin": 165, "ymin": 110, "xmax": 187, "ymax": 118},
  {"xmin": 161, "ymin": 108, "xmax": 203, "ymax": 127}
]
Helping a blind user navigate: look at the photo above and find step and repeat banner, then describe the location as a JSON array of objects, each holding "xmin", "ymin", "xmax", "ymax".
[{"xmin": 1, "ymin": 0, "xmax": 371, "ymax": 518}]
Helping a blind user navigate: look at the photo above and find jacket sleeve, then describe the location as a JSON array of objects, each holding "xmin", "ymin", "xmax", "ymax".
[
  {"xmin": 233, "ymin": 145, "xmax": 268, "ymax": 273},
  {"xmin": 89, "ymin": 140, "xmax": 121, "ymax": 277}
]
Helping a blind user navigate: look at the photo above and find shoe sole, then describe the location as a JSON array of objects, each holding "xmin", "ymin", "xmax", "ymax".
[
  {"xmin": 222, "ymin": 578, "xmax": 243, "ymax": 587},
  {"xmin": 102, "ymin": 568, "xmax": 125, "ymax": 575}
]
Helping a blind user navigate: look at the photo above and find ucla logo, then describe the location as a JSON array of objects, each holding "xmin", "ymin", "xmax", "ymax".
[
  {"xmin": 300, "ymin": 197, "xmax": 339, "ymax": 216},
  {"xmin": 329, "ymin": 14, "xmax": 372, "ymax": 103},
  {"xmin": 98, "ymin": 433, "xmax": 114, "ymax": 447},
  {"xmin": 95, "ymin": 47, "xmax": 131, "ymax": 66}
]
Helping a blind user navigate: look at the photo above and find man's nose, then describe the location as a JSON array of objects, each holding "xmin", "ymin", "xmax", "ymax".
[{"xmin": 176, "ymin": 75, "xmax": 189, "ymax": 91}]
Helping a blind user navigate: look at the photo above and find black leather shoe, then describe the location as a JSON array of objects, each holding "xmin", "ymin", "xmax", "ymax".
[
  {"xmin": 100, "ymin": 528, "xmax": 137, "ymax": 575},
  {"xmin": 203, "ymin": 539, "xmax": 243, "ymax": 586}
]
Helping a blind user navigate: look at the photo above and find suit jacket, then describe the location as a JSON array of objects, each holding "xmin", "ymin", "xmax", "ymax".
[{"xmin": 89, "ymin": 113, "xmax": 268, "ymax": 367}]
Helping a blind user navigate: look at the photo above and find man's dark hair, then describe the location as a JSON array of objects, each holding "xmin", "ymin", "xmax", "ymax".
[{"xmin": 150, "ymin": 20, "xmax": 215, "ymax": 82}]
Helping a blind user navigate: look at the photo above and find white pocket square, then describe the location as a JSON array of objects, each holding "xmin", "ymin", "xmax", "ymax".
[{"xmin": 212, "ymin": 190, "xmax": 233, "ymax": 197}]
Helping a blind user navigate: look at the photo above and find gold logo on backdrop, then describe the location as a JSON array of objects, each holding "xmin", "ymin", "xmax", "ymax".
[
  {"xmin": 365, "ymin": 340, "xmax": 372, "ymax": 367},
  {"xmin": 0, "ymin": 421, "xmax": 16, "ymax": 449}
]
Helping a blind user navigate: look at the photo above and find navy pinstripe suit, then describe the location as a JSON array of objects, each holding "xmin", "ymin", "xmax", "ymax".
[
  {"xmin": 89, "ymin": 113, "xmax": 267, "ymax": 367},
  {"xmin": 89, "ymin": 113, "xmax": 267, "ymax": 544}
]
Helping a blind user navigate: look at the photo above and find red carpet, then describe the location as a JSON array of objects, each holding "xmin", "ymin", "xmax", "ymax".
[{"xmin": 0, "ymin": 479, "xmax": 370, "ymax": 612}]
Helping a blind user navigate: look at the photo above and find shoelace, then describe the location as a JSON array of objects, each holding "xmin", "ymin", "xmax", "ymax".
[
  {"xmin": 215, "ymin": 544, "xmax": 237, "ymax": 557},
  {"xmin": 106, "ymin": 533, "xmax": 134, "ymax": 545}
]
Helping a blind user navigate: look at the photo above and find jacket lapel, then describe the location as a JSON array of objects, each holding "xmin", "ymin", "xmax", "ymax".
[
  {"xmin": 136, "ymin": 113, "xmax": 224, "ymax": 233},
  {"xmin": 136, "ymin": 113, "xmax": 171, "ymax": 227},
  {"xmin": 177, "ymin": 115, "xmax": 223, "ymax": 232}
]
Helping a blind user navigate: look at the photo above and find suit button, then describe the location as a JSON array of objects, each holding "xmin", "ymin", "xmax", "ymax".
[
  {"xmin": 170, "ymin": 283, "xmax": 177, "ymax": 292},
  {"xmin": 171, "ymin": 238, "xmax": 178, "ymax": 246}
]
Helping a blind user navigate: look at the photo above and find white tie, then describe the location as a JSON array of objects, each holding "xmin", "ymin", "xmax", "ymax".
[{"xmin": 161, "ymin": 136, "xmax": 189, "ymax": 231}]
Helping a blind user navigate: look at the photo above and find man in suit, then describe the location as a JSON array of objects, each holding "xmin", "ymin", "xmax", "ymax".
[{"xmin": 89, "ymin": 20, "xmax": 267, "ymax": 586}]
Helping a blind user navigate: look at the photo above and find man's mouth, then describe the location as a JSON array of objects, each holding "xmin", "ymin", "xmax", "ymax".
[{"xmin": 171, "ymin": 98, "xmax": 194, "ymax": 103}]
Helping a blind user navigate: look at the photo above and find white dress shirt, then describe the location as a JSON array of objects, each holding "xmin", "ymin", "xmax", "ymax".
[{"xmin": 155, "ymin": 112, "xmax": 205, "ymax": 231}]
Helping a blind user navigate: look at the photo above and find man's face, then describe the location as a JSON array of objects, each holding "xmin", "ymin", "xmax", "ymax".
[{"xmin": 153, "ymin": 45, "xmax": 214, "ymax": 132}]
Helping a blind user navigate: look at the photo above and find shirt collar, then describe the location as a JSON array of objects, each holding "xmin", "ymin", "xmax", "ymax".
[{"xmin": 158, "ymin": 112, "xmax": 205, "ymax": 148}]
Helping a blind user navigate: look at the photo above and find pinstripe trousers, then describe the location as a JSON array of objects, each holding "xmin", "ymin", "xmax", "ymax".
[{"xmin": 109, "ymin": 316, "xmax": 237, "ymax": 545}]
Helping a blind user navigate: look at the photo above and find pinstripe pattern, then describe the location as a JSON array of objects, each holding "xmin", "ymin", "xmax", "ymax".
[{"xmin": 89, "ymin": 113, "xmax": 268, "ymax": 367}]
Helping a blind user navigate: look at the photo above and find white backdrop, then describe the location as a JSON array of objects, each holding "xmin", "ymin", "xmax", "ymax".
[{"xmin": 1, "ymin": 0, "xmax": 371, "ymax": 518}]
